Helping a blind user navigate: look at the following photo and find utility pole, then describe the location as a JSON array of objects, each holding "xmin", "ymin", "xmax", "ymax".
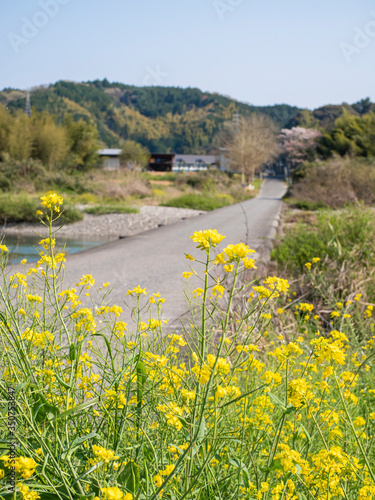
[
  {"xmin": 25, "ymin": 89, "xmax": 31, "ymax": 117},
  {"xmin": 233, "ymin": 110, "xmax": 239, "ymax": 132}
]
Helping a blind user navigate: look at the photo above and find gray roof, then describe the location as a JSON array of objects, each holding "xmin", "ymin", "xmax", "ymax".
[
  {"xmin": 174, "ymin": 155, "xmax": 217, "ymax": 164},
  {"xmin": 98, "ymin": 149, "xmax": 122, "ymax": 156}
]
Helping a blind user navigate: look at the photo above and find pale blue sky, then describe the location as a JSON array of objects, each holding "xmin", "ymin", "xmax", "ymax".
[{"xmin": 1, "ymin": 0, "xmax": 374, "ymax": 108}]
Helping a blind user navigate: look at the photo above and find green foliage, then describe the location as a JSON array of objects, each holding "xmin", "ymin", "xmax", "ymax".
[
  {"xmin": 0, "ymin": 106, "xmax": 100, "ymax": 171},
  {"xmin": 1, "ymin": 81, "xmax": 301, "ymax": 154},
  {"xmin": 145, "ymin": 173, "xmax": 177, "ymax": 182},
  {"xmin": 0, "ymin": 158, "xmax": 86, "ymax": 194},
  {"xmin": 84, "ymin": 204, "xmax": 138, "ymax": 215},
  {"xmin": 285, "ymin": 198, "xmax": 327, "ymax": 211},
  {"xmin": 57, "ymin": 204, "xmax": 84, "ymax": 224},
  {"xmin": 0, "ymin": 194, "xmax": 39, "ymax": 223},
  {"xmin": 319, "ymin": 110, "xmax": 375, "ymax": 158},
  {"xmin": 64, "ymin": 115, "xmax": 99, "ymax": 171},
  {"xmin": 272, "ymin": 206, "xmax": 375, "ymax": 274},
  {"xmin": 120, "ymin": 140, "xmax": 150, "ymax": 168},
  {"xmin": 0, "ymin": 193, "xmax": 83, "ymax": 224},
  {"xmin": 163, "ymin": 193, "xmax": 233, "ymax": 211}
]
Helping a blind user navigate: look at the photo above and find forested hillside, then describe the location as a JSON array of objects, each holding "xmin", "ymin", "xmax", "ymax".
[{"xmin": 0, "ymin": 80, "xmax": 301, "ymax": 153}]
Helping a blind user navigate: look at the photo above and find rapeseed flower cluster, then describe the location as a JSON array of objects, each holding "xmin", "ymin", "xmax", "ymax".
[{"xmin": 0, "ymin": 195, "xmax": 374, "ymax": 500}]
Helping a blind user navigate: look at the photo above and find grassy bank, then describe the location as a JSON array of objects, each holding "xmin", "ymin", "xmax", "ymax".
[{"xmin": 0, "ymin": 160, "xmax": 261, "ymax": 223}]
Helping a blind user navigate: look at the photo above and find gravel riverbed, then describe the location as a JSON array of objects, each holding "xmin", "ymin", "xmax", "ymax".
[{"xmin": 1, "ymin": 206, "xmax": 206, "ymax": 238}]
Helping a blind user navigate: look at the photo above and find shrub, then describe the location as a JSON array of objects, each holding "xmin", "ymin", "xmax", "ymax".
[
  {"xmin": 84, "ymin": 205, "xmax": 139, "ymax": 215},
  {"xmin": 162, "ymin": 193, "xmax": 232, "ymax": 211},
  {"xmin": 289, "ymin": 156, "xmax": 375, "ymax": 208},
  {"xmin": 0, "ymin": 194, "xmax": 39, "ymax": 223}
]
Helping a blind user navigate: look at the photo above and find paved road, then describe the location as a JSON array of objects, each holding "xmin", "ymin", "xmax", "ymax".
[{"xmin": 62, "ymin": 179, "xmax": 286, "ymax": 326}]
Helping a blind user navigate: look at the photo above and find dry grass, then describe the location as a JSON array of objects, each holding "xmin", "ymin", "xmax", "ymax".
[{"xmin": 289, "ymin": 156, "xmax": 375, "ymax": 208}]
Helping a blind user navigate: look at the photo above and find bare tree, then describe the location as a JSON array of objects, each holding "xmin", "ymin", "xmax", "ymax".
[{"xmin": 223, "ymin": 114, "xmax": 278, "ymax": 184}]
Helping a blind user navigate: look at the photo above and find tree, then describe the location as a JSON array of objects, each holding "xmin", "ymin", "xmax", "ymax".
[
  {"xmin": 319, "ymin": 110, "xmax": 375, "ymax": 158},
  {"xmin": 120, "ymin": 140, "xmax": 150, "ymax": 169},
  {"xmin": 223, "ymin": 114, "xmax": 278, "ymax": 184},
  {"xmin": 31, "ymin": 111, "xmax": 68, "ymax": 169},
  {"xmin": 64, "ymin": 115, "xmax": 99, "ymax": 170},
  {"xmin": 352, "ymin": 97, "xmax": 372, "ymax": 116},
  {"xmin": 280, "ymin": 127, "xmax": 322, "ymax": 164}
]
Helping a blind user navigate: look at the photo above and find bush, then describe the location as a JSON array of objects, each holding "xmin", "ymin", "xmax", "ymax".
[
  {"xmin": 0, "ymin": 193, "xmax": 83, "ymax": 224},
  {"xmin": 0, "ymin": 194, "xmax": 39, "ymax": 223},
  {"xmin": 56, "ymin": 204, "xmax": 83, "ymax": 224},
  {"xmin": 84, "ymin": 205, "xmax": 139, "ymax": 215},
  {"xmin": 289, "ymin": 156, "xmax": 375, "ymax": 208},
  {"xmin": 162, "ymin": 193, "xmax": 233, "ymax": 211}
]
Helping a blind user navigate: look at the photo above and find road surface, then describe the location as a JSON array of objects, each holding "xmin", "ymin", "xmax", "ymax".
[{"xmin": 60, "ymin": 179, "xmax": 286, "ymax": 326}]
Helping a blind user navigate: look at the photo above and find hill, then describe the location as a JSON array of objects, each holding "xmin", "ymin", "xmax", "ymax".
[{"xmin": 0, "ymin": 80, "xmax": 301, "ymax": 153}]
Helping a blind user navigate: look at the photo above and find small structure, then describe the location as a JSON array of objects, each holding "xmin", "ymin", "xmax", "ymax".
[
  {"xmin": 148, "ymin": 153, "xmax": 174, "ymax": 172},
  {"xmin": 98, "ymin": 149, "xmax": 122, "ymax": 170},
  {"xmin": 173, "ymin": 155, "xmax": 217, "ymax": 172}
]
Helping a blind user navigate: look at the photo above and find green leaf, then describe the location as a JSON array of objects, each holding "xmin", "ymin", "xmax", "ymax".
[
  {"xmin": 268, "ymin": 392, "xmax": 286, "ymax": 410},
  {"xmin": 54, "ymin": 372, "xmax": 72, "ymax": 390},
  {"xmin": 196, "ymin": 416, "xmax": 206, "ymax": 443},
  {"xmin": 32, "ymin": 394, "xmax": 59, "ymax": 423},
  {"xmin": 228, "ymin": 458, "xmax": 250, "ymax": 487},
  {"xmin": 284, "ymin": 406, "xmax": 297, "ymax": 415},
  {"xmin": 39, "ymin": 495, "xmax": 65, "ymax": 500},
  {"xmin": 70, "ymin": 433, "xmax": 98, "ymax": 448},
  {"xmin": 260, "ymin": 459, "xmax": 283, "ymax": 473},
  {"xmin": 136, "ymin": 359, "xmax": 147, "ymax": 409},
  {"xmin": 299, "ymin": 424, "xmax": 311, "ymax": 443},
  {"xmin": 118, "ymin": 461, "xmax": 140, "ymax": 494},
  {"xmin": 69, "ymin": 343, "xmax": 76, "ymax": 361},
  {"xmin": 51, "ymin": 397, "xmax": 100, "ymax": 422},
  {"xmin": 75, "ymin": 494, "xmax": 96, "ymax": 500},
  {"xmin": 62, "ymin": 433, "xmax": 98, "ymax": 460}
]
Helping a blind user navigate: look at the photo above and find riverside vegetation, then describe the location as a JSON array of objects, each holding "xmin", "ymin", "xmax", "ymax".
[
  {"xmin": 0, "ymin": 156, "xmax": 259, "ymax": 224},
  {"xmin": 0, "ymin": 195, "xmax": 374, "ymax": 500}
]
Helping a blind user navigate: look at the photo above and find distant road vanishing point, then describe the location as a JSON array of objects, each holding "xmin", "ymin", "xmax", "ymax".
[{"xmin": 62, "ymin": 178, "xmax": 287, "ymax": 327}]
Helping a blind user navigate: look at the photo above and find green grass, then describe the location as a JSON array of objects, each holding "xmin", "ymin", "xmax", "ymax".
[
  {"xmin": 162, "ymin": 193, "xmax": 233, "ymax": 211},
  {"xmin": 0, "ymin": 193, "xmax": 83, "ymax": 225},
  {"xmin": 84, "ymin": 204, "xmax": 139, "ymax": 215},
  {"xmin": 272, "ymin": 205, "xmax": 375, "ymax": 274},
  {"xmin": 284, "ymin": 197, "xmax": 328, "ymax": 211},
  {"xmin": 145, "ymin": 173, "xmax": 178, "ymax": 182}
]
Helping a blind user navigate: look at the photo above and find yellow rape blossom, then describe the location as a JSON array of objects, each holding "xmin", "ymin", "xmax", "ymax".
[
  {"xmin": 40, "ymin": 193, "xmax": 63, "ymax": 211},
  {"xmin": 127, "ymin": 285, "xmax": 147, "ymax": 296},
  {"xmin": 190, "ymin": 229, "xmax": 225, "ymax": 250}
]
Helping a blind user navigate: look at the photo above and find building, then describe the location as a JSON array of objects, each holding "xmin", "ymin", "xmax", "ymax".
[
  {"xmin": 148, "ymin": 153, "xmax": 218, "ymax": 172},
  {"xmin": 98, "ymin": 149, "xmax": 122, "ymax": 169},
  {"xmin": 173, "ymin": 154, "xmax": 217, "ymax": 172},
  {"xmin": 148, "ymin": 153, "xmax": 174, "ymax": 172},
  {"xmin": 97, "ymin": 150, "xmax": 220, "ymax": 172}
]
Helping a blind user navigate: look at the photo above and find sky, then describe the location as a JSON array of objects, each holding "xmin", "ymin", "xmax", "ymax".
[{"xmin": 1, "ymin": 0, "xmax": 375, "ymax": 109}]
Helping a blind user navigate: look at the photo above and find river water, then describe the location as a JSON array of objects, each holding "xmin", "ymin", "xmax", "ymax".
[{"xmin": 1, "ymin": 234, "xmax": 117, "ymax": 265}]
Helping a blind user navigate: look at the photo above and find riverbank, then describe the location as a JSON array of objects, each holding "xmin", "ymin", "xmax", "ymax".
[{"xmin": 1, "ymin": 205, "xmax": 205, "ymax": 238}]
